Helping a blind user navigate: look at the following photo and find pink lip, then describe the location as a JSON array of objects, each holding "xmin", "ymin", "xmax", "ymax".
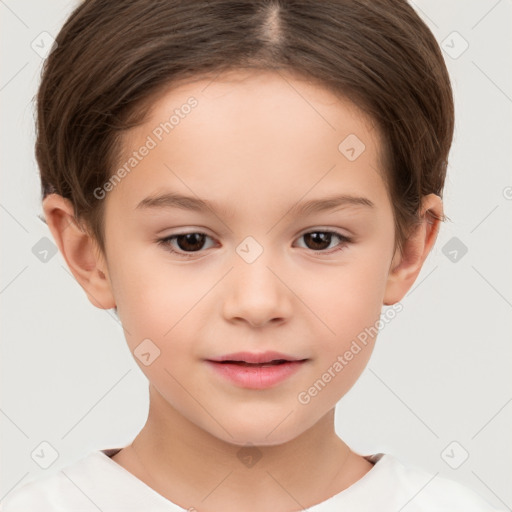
[{"xmin": 206, "ymin": 351, "xmax": 308, "ymax": 389}]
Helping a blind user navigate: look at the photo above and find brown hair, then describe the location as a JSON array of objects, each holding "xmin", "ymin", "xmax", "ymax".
[{"xmin": 36, "ymin": 0, "xmax": 454, "ymax": 259}]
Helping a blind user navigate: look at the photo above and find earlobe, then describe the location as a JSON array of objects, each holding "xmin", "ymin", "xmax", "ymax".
[
  {"xmin": 383, "ymin": 194, "xmax": 443, "ymax": 306},
  {"xmin": 42, "ymin": 193, "xmax": 116, "ymax": 310}
]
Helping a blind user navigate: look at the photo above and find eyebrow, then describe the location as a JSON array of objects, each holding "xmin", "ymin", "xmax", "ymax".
[{"xmin": 135, "ymin": 191, "xmax": 375, "ymax": 217}]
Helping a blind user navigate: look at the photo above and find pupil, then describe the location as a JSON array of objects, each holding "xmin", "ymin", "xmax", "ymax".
[
  {"xmin": 177, "ymin": 233, "xmax": 205, "ymax": 252},
  {"xmin": 305, "ymin": 232, "xmax": 331, "ymax": 250}
]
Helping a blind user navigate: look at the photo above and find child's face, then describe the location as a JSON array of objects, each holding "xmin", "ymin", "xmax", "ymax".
[{"xmin": 101, "ymin": 69, "xmax": 399, "ymax": 445}]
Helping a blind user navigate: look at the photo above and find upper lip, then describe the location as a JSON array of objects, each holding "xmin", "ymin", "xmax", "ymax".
[{"xmin": 207, "ymin": 351, "xmax": 307, "ymax": 364}]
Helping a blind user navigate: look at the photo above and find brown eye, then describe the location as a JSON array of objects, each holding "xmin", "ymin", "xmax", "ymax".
[
  {"xmin": 303, "ymin": 232, "xmax": 333, "ymax": 251},
  {"xmin": 157, "ymin": 229, "xmax": 352, "ymax": 259},
  {"xmin": 157, "ymin": 232, "xmax": 215, "ymax": 257},
  {"xmin": 297, "ymin": 231, "xmax": 351, "ymax": 253},
  {"xmin": 174, "ymin": 233, "xmax": 207, "ymax": 252}
]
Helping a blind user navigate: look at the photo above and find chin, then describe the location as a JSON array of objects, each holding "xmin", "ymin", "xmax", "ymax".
[{"xmin": 205, "ymin": 414, "xmax": 308, "ymax": 448}]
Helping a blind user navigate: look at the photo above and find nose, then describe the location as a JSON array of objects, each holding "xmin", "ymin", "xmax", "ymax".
[{"xmin": 222, "ymin": 254, "xmax": 293, "ymax": 328}]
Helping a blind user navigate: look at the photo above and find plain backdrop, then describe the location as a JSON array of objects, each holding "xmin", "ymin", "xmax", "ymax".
[{"xmin": 1, "ymin": 0, "xmax": 511, "ymax": 509}]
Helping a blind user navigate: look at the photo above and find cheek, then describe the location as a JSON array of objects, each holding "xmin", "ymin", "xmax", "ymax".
[
  {"xmin": 313, "ymin": 256, "xmax": 389, "ymax": 342},
  {"xmin": 305, "ymin": 249, "xmax": 391, "ymax": 392},
  {"xmin": 109, "ymin": 243, "xmax": 203, "ymax": 328},
  {"xmin": 111, "ymin": 260, "xmax": 207, "ymax": 399}
]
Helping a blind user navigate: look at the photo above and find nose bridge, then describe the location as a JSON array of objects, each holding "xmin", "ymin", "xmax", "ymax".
[
  {"xmin": 234, "ymin": 235, "xmax": 281, "ymax": 295},
  {"xmin": 222, "ymin": 236, "xmax": 292, "ymax": 325}
]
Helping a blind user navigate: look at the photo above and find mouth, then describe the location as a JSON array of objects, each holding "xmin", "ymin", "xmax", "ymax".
[
  {"xmin": 216, "ymin": 359, "xmax": 293, "ymax": 367},
  {"xmin": 205, "ymin": 351, "xmax": 309, "ymax": 389},
  {"xmin": 208, "ymin": 351, "xmax": 306, "ymax": 365}
]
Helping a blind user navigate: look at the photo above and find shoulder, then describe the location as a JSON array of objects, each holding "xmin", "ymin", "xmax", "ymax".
[
  {"xmin": 0, "ymin": 451, "xmax": 110, "ymax": 512},
  {"xmin": 0, "ymin": 448, "xmax": 176, "ymax": 512},
  {"xmin": 1, "ymin": 470, "xmax": 81, "ymax": 511},
  {"xmin": 373, "ymin": 453, "xmax": 504, "ymax": 511}
]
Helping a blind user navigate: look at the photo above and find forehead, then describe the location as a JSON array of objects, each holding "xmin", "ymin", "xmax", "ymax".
[
  {"xmin": 147, "ymin": 68, "xmax": 378, "ymax": 141},
  {"xmin": 108, "ymin": 69, "xmax": 388, "ymax": 216}
]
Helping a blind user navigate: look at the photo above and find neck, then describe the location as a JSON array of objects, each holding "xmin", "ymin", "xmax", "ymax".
[{"xmin": 115, "ymin": 384, "xmax": 372, "ymax": 512}]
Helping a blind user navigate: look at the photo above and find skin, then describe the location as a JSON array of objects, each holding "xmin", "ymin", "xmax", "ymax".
[{"xmin": 43, "ymin": 69, "xmax": 442, "ymax": 512}]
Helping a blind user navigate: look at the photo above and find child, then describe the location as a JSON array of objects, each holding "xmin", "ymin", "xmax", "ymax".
[{"xmin": 1, "ymin": 0, "xmax": 505, "ymax": 510}]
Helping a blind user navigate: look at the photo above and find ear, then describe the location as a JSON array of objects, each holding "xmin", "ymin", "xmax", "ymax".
[
  {"xmin": 383, "ymin": 193, "xmax": 443, "ymax": 306},
  {"xmin": 41, "ymin": 193, "xmax": 116, "ymax": 310}
]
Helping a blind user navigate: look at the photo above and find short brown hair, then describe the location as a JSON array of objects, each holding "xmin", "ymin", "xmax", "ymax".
[{"xmin": 36, "ymin": 0, "xmax": 454, "ymax": 258}]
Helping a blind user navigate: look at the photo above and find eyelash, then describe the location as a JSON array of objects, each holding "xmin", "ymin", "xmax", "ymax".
[{"xmin": 156, "ymin": 230, "xmax": 353, "ymax": 259}]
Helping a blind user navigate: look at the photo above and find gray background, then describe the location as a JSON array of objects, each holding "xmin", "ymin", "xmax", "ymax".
[{"xmin": 1, "ymin": 0, "xmax": 511, "ymax": 508}]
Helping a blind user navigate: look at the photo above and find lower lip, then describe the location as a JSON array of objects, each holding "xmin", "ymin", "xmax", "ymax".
[{"xmin": 205, "ymin": 360, "xmax": 306, "ymax": 389}]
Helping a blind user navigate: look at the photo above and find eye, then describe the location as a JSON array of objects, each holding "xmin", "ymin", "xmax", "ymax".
[
  {"xmin": 157, "ymin": 229, "xmax": 352, "ymax": 258},
  {"xmin": 157, "ymin": 232, "xmax": 216, "ymax": 258},
  {"xmin": 294, "ymin": 230, "xmax": 352, "ymax": 254}
]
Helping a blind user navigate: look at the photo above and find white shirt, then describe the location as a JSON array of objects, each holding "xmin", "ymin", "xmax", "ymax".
[{"xmin": 1, "ymin": 448, "xmax": 504, "ymax": 511}]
